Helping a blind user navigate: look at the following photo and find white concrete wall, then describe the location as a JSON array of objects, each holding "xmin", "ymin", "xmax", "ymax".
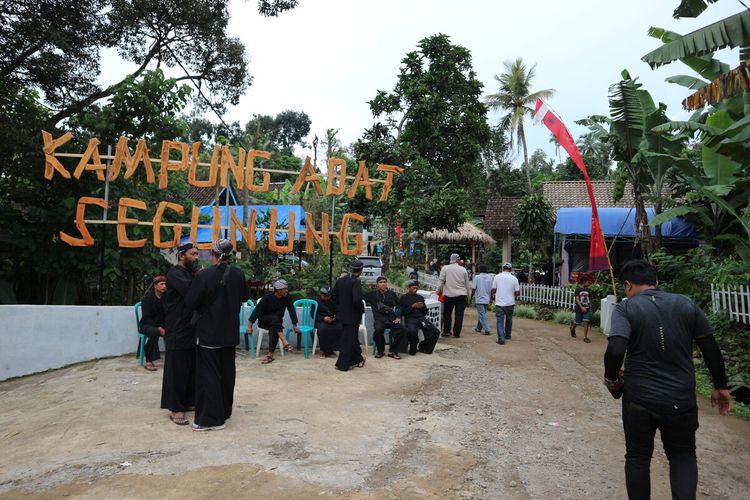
[{"xmin": 0, "ymin": 305, "xmax": 137, "ymax": 381}]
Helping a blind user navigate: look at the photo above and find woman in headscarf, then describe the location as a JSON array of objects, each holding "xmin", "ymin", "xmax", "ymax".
[{"xmin": 140, "ymin": 275, "xmax": 167, "ymax": 371}]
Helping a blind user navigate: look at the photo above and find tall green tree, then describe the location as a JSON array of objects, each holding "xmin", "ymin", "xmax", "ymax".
[
  {"xmin": 516, "ymin": 194, "xmax": 555, "ymax": 282},
  {"xmin": 485, "ymin": 58, "xmax": 555, "ymax": 191},
  {"xmin": 353, "ymin": 34, "xmax": 490, "ymax": 270}
]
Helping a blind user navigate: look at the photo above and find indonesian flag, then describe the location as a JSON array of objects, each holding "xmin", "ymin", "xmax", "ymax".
[{"xmin": 533, "ymin": 98, "xmax": 609, "ymax": 271}]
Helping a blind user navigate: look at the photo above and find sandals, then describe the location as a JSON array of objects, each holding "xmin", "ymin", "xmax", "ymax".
[
  {"xmin": 261, "ymin": 355, "xmax": 275, "ymax": 364},
  {"xmin": 583, "ymin": 337, "xmax": 591, "ymax": 343},
  {"xmin": 283, "ymin": 342, "xmax": 294, "ymax": 352},
  {"xmin": 169, "ymin": 414, "xmax": 189, "ymax": 426},
  {"xmin": 357, "ymin": 357, "xmax": 366, "ymax": 368},
  {"xmin": 374, "ymin": 353, "xmax": 384, "ymax": 359},
  {"xmin": 144, "ymin": 363, "xmax": 157, "ymax": 371},
  {"xmin": 387, "ymin": 352, "xmax": 402, "ymax": 360}
]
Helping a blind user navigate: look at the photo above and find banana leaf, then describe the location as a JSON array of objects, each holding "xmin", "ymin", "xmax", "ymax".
[
  {"xmin": 649, "ymin": 205, "xmax": 699, "ymax": 226},
  {"xmin": 665, "ymin": 75, "xmax": 708, "ymax": 90}
]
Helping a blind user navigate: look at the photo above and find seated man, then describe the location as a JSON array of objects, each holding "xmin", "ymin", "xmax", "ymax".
[
  {"xmin": 139, "ymin": 275, "xmax": 167, "ymax": 371},
  {"xmin": 248, "ymin": 279, "xmax": 300, "ymax": 364},
  {"xmin": 399, "ymin": 280, "xmax": 440, "ymax": 355},
  {"xmin": 313, "ymin": 285, "xmax": 342, "ymax": 358},
  {"xmin": 365, "ymin": 276, "xmax": 407, "ymax": 359}
]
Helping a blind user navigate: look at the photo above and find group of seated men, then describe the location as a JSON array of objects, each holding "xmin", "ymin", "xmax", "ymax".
[{"xmin": 250, "ymin": 276, "xmax": 440, "ymax": 363}]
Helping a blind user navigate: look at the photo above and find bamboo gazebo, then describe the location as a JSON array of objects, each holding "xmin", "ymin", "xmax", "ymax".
[{"xmin": 409, "ymin": 222, "xmax": 495, "ymax": 267}]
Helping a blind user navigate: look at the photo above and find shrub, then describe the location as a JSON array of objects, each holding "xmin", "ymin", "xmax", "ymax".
[
  {"xmin": 514, "ymin": 305, "xmax": 538, "ymax": 319},
  {"xmin": 554, "ymin": 310, "xmax": 575, "ymax": 325}
]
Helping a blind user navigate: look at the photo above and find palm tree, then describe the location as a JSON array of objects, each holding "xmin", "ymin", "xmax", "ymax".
[{"xmin": 486, "ymin": 58, "xmax": 555, "ymax": 191}]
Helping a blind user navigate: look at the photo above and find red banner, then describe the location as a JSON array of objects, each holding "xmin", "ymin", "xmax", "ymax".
[{"xmin": 534, "ymin": 99, "xmax": 609, "ymax": 271}]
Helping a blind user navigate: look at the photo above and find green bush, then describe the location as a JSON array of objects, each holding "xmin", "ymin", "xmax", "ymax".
[
  {"xmin": 387, "ymin": 270, "xmax": 408, "ymax": 288},
  {"xmin": 514, "ymin": 305, "xmax": 538, "ymax": 319},
  {"xmin": 533, "ymin": 305, "xmax": 557, "ymax": 321},
  {"xmin": 554, "ymin": 309, "xmax": 575, "ymax": 325}
]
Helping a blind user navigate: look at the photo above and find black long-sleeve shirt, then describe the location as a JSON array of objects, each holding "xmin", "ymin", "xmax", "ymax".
[
  {"xmin": 164, "ymin": 265, "xmax": 195, "ymax": 350},
  {"xmin": 248, "ymin": 292, "xmax": 299, "ymax": 329},
  {"xmin": 365, "ymin": 289, "xmax": 400, "ymax": 321},
  {"xmin": 399, "ymin": 292, "xmax": 427, "ymax": 320},
  {"xmin": 140, "ymin": 291, "xmax": 165, "ymax": 330}
]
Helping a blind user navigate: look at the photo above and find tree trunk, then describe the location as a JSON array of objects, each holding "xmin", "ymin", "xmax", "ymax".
[
  {"xmin": 633, "ymin": 180, "xmax": 653, "ymax": 259},
  {"xmin": 382, "ymin": 217, "xmax": 395, "ymax": 275},
  {"xmin": 519, "ymin": 123, "xmax": 532, "ymax": 192}
]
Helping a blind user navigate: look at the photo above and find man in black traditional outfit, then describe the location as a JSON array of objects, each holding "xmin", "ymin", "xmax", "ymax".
[
  {"xmin": 313, "ymin": 285, "xmax": 342, "ymax": 358},
  {"xmin": 365, "ymin": 276, "xmax": 407, "ymax": 360},
  {"xmin": 185, "ymin": 239, "xmax": 249, "ymax": 431},
  {"xmin": 249, "ymin": 279, "xmax": 301, "ymax": 364},
  {"xmin": 161, "ymin": 242, "xmax": 199, "ymax": 426},
  {"xmin": 399, "ymin": 280, "xmax": 440, "ymax": 355},
  {"xmin": 139, "ymin": 275, "xmax": 166, "ymax": 371},
  {"xmin": 332, "ymin": 260, "xmax": 366, "ymax": 371}
]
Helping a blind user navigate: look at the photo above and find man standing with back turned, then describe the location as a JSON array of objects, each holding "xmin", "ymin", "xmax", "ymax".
[
  {"xmin": 604, "ymin": 259, "xmax": 731, "ymax": 499},
  {"xmin": 332, "ymin": 260, "xmax": 366, "ymax": 371},
  {"xmin": 185, "ymin": 239, "xmax": 249, "ymax": 431},
  {"xmin": 491, "ymin": 262, "xmax": 519, "ymax": 345},
  {"xmin": 437, "ymin": 253, "xmax": 471, "ymax": 338}
]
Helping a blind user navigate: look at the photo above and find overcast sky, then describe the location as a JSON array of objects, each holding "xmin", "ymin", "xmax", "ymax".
[{"xmin": 103, "ymin": 0, "xmax": 743, "ymax": 166}]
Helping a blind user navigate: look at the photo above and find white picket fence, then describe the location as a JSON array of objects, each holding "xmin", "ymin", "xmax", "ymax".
[
  {"xmin": 711, "ymin": 284, "xmax": 750, "ymax": 324},
  {"xmin": 519, "ymin": 283, "xmax": 575, "ymax": 309},
  {"xmin": 406, "ymin": 267, "xmax": 441, "ymax": 290}
]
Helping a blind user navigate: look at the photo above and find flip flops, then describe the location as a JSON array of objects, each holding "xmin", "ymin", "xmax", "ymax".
[
  {"xmin": 144, "ymin": 362, "xmax": 157, "ymax": 371},
  {"xmin": 169, "ymin": 414, "xmax": 189, "ymax": 426},
  {"xmin": 387, "ymin": 352, "xmax": 402, "ymax": 360},
  {"xmin": 261, "ymin": 355, "xmax": 274, "ymax": 364},
  {"xmin": 357, "ymin": 357, "xmax": 366, "ymax": 368}
]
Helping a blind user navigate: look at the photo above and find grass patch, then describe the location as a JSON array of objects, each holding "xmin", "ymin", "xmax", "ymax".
[
  {"xmin": 695, "ymin": 367, "xmax": 750, "ymax": 420},
  {"xmin": 514, "ymin": 305, "xmax": 538, "ymax": 319}
]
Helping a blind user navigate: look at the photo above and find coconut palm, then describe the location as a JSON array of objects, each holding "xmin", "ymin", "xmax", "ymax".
[{"xmin": 486, "ymin": 58, "xmax": 555, "ymax": 191}]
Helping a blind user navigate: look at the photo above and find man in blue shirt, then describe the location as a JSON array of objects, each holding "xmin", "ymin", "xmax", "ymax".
[{"xmin": 471, "ymin": 265, "xmax": 493, "ymax": 335}]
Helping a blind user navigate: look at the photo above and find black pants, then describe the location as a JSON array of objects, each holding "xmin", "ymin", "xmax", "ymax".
[
  {"xmin": 443, "ymin": 295, "xmax": 467, "ymax": 336},
  {"xmin": 335, "ymin": 323, "xmax": 363, "ymax": 371},
  {"xmin": 373, "ymin": 316, "xmax": 407, "ymax": 355},
  {"xmin": 404, "ymin": 317, "xmax": 440, "ymax": 354},
  {"xmin": 622, "ymin": 398, "xmax": 699, "ymax": 500},
  {"xmin": 260, "ymin": 318, "xmax": 285, "ymax": 353},
  {"xmin": 315, "ymin": 321, "xmax": 342, "ymax": 353},
  {"xmin": 141, "ymin": 325, "xmax": 161, "ymax": 363},
  {"xmin": 160, "ymin": 348, "xmax": 195, "ymax": 412},
  {"xmin": 195, "ymin": 346, "xmax": 236, "ymax": 427}
]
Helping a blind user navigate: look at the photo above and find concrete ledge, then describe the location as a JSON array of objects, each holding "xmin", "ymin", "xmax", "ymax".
[{"xmin": 0, "ymin": 305, "xmax": 136, "ymax": 381}]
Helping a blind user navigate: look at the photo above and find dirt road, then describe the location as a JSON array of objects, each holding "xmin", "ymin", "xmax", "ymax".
[{"xmin": 1, "ymin": 311, "xmax": 748, "ymax": 499}]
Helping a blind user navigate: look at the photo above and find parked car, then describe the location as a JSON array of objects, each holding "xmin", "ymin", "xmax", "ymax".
[
  {"xmin": 277, "ymin": 253, "xmax": 309, "ymax": 268},
  {"xmin": 357, "ymin": 255, "xmax": 383, "ymax": 284}
]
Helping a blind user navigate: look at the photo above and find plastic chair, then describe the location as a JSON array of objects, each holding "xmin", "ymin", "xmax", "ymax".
[
  {"xmin": 254, "ymin": 297, "xmax": 286, "ymax": 359},
  {"xmin": 286, "ymin": 299, "xmax": 318, "ymax": 359},
  {"xmin": 358, "ymin": 301, "xmax": 370, "ymax": 351},
  {"xmin": 134, "ymin": 301, "xmax": 146, "ymax": 366},
  {"xmin": 239, "ymin": 299, "xmax": 256, "ymax": 356}
]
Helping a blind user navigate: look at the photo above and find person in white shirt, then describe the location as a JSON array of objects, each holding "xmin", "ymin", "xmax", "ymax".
[
  {"xmin": 437, "ymin": 253, "xmax": 472, "ymax": 338},
  {"xmin": 491, "ymin": 262, "xmax": 520, "ymax": 345}
]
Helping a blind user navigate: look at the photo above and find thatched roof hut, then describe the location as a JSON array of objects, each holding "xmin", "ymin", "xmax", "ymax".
[{"xmin": 409, "ymin": 222, "xmax": 494, "ymax": 265}]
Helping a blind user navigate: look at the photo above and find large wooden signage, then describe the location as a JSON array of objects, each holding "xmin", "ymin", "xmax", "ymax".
[{"xmin": 42, "ymin": 133, "xmax": 404, "ymax": 255}]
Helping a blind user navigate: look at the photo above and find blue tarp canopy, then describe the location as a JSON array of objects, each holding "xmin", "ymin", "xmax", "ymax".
[
  {"xmin": 554, "ymin": 207, "xmax": 698, "ymax": 239},
  {"xmin": 185, "ymin": 205, "xmax": 305, "ymax": 243}
]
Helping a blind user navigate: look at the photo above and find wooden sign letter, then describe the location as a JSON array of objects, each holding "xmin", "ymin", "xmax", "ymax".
[
  {"xmin": 326, "ymin": 157, "xmax": 347, "ymax": 196},
  {"xmin": 305, "ymin": 212, "xmax": 330, "ymax": 254},
  {"xmin": 230, "ymin": 208, "xmax": 257, "ymax": 252},
  {"xmin": 220, "ymin": 146, "xmax": 246, "ymax": 190},
  {"xmin": 337, "ymin": 213, "xmax": 365, "ymax": 256},
  {"xmin": 59, "ymin": 197, "xmax": 108, "ymax": 246},
  {"xmin": 120, "ymin": 139, "xmax": 155, "ymax": 183},
  {"xmin": 73, "ymin": 138, "xmax": 106, "ymax": 181},
  {"xmin": 116, "ymin": 197, "xmax": 148, "ymax": 248},
  {"xmin": 291, "ymin": 156, "xmax": 323, "ymax": 195},
  {"xmin": 347, "ymin": 161, "xmax": 373, "ymax": 200},
  {"xmin": 42, "ymin": 131, "xmax": 73, "ymax": 180},
  {"xmin": 158, "ymin": 141, "xmax": 190, "ymax": 189},
  {"xmin": 153, "ymin": 201, "xmax": 185, "ymax": 248},
  {"xmin": 376, "ymin": 164, "xmax": 404, "ymax": 202},
  {"xmin": 268, "ymin": 208, "xmax": 295, "ymax": 253},
  {"xmin": 245, "ymin": 149, "xmax": 271, "ymax": 192}
]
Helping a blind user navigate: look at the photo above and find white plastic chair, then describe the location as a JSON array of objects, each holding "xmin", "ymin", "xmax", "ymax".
[{"xmin": 253, "ymin": 297, "xmax": 286, "ymax": 359}]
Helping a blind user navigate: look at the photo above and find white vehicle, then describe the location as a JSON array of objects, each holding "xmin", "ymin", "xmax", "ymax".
[{"xmin": 358, "ymin": 256, "xmax": 383, "ymax": 284}]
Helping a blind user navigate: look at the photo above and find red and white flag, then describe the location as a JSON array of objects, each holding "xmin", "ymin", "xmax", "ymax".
[{"xmin": 533, "ymin": 99, "xmax": 609, "ymax": 272}]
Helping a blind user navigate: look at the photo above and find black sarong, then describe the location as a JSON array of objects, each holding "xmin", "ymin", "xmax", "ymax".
[
  {"xmin": 194, "ymin": 346, "xmax": 236, "ymax": 427},
  {"xmin": 160, "ymin": 348, "xmax": 195, "ymax": 412},
  {"xmin": 405, "ymin": 317, "xmax": 440, "ymax": 354},
  {"xmin": 315, "ymin": 321, "xmax": 342, "ymax": 353},
  {"xmin": 141, "ymin": 325, "xmax": 161, "ymax": 363},
  {"xmin": 335, "ymin": 324, "xmax": 363, "ymax": 371}
]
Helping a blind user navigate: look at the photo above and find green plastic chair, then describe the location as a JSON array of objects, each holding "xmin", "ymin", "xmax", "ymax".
[
  {"xmin": 134, "ymin": 301, "xmax": 146, "ymax": 366},
  {"xmin": 286, "ymin": 299, "xmax": 318, "ymax": 359},
  {"xmin": 239, "ymin": 299, "xmax": 256, "ymax": 356}
]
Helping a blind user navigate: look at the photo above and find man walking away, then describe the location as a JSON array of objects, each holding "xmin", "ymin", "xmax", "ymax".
[
  {"xmin": 185, "ymin": 239, "xmax": 249, "ymax": 431},
  {"xmin": 604, "ymin": 259, "xmax": 731, "ymax": 499},
  {"xmin": 332, "ymin": 260, "xmax": 366, "ymax": 371},
  {"xmin": 399, "ymin": 280, "xmax": 440, "ymax": 354},
  {"xmin": 437, "ymin": 253, "xmax": 471, "ymax": 338},
  {"xmin": 570, "ymin": 275, "xmax": 592, "ymax": 343},
  {"xmin": 491, "ymin": 263, "xmax": 520, "ymax": 345},
  {"xmin": 471, "ymin": 264, "xmax": 493, "ymax": 335},
  {"xmin": 162, "ymin": 242, "xmax": 199, "ymax": 426}
]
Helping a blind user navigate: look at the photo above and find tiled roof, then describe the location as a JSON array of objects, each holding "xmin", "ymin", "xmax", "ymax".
[
  {"xmin": 185, "ymin": 183, "xmax": 287, "ymax": 206},
  {"xmin": 542, "ymin": 181, "xmax": 646, "ymax": 211},
  {"xmin": 484, "ymin": 197, "xmax": 522, "ymax": 232}
]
